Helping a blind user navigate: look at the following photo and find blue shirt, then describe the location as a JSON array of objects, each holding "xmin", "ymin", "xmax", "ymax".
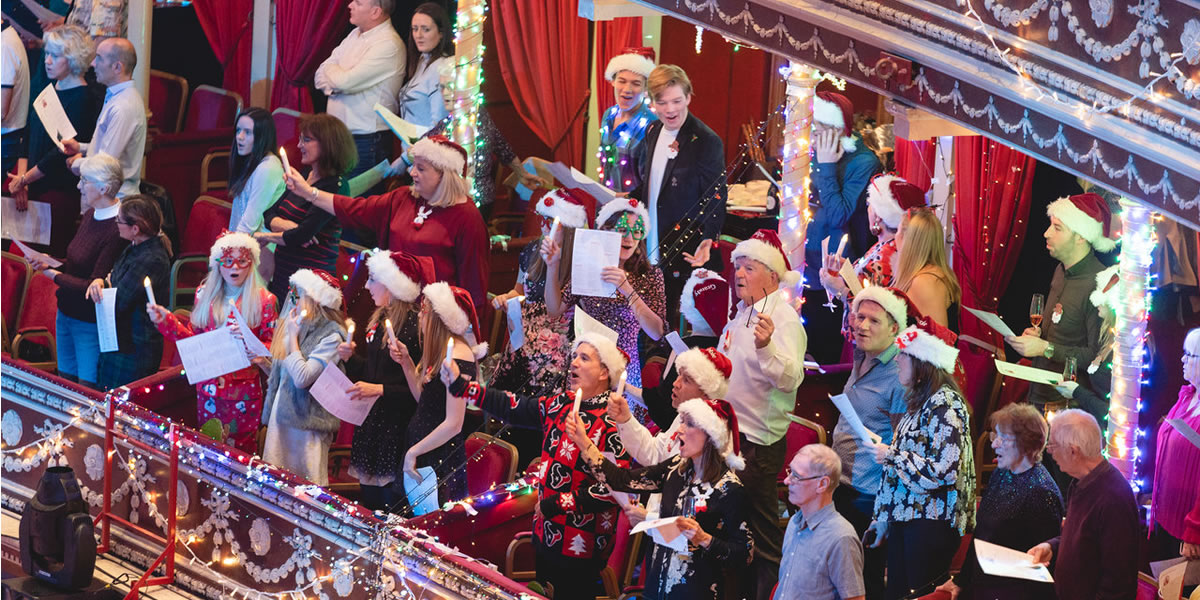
[
  {"xmin": 598, "ymin": 100, "xmax": 656, "ymax": 193},
  {"xmin": 775, "ymin": 502, "xmax": 865, "ymax": 600},
  {"xmin": 833, "ymin": 345, "xmax": 908, "ymax": 495}
]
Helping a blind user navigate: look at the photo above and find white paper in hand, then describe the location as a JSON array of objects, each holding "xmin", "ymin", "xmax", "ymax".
[
  {"xmin": 965, "ymin": 307, "xmax": 1017, "ymax": 338},
  {"xmin": 506, "ymin": 295, "xmax": 525, "ymax": 351},
  {"xmin": 33, "ymin": 84, "xmax": 77, "ymax": 151},
  {"xmin": 11, "ymin": 239, "xmax": 62, "ymax": 267},
  {"xmin": 374, "ymin": 103, "xmax": 430, "ymax": 143},
  {"xmin": 630, "ymin": 516, "xmax": 689, "ymax": 554},
  {"xmin": 404, "ymin": 466, "xmax": 439, "ymax": 516},
  {"xmin": 231, "ymin": 306, "xmax": 271, "ymax": 358},
  {"xmin": 2, "ymin": 198, "xmax": 53, "ymax": 245},
  {"xmin": 571, "ymin": 229, "xmax": 623, "ymax": 297},
  {"xmin": 839, "ymin": 260, "xmax": 863, "ymax": 295},
  {"xmin": 95, "ymin": 288, "xmax": 119, "ymax": 352},
  {"xmin": 973, "ymin": 539, "xmax": 1054, "ymax": 583},
  {"xmin": 665, "ymin": 331, "xmax": 689, "ymax": 356},
  {"xmin": 309, "ymin": 362, "xmax": 376, "ymax": 426},
  {"xmin": 574, "ymin": 306, "xmax": 619, "ymax": 344},
  {"xmin": 826, "ymin": 394, "xmax": 881, "ymax": 445},
  {"xmin": 176, "ymin": 327, "xmax": 252, "ymax": 384},
  {"xmin": 994, "ymin": 359, "xmax": 1062, "ymax": 385}
]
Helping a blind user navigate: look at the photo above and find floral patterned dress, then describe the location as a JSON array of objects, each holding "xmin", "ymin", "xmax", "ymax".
[
  {"xmin": 157, "ymin": 287, "xmax": 278, "ymax": 454},
  {"xmin": 490, "ymin": 243, "xmax": 570, "ymax": 396},
  {"xmin": 587, "ymin": 454, "xmax": 752, "ymax": 600}
]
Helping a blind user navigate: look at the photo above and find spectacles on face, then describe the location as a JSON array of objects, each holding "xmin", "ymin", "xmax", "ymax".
[
  {"xmin": 988, "ymin": 431, "xmax": 1017, "ymax": 444},
  {"xmin": 784, "ymin": 468, "xmax": 825, "ymax": 483},
  {"xmin": 218, "ymin": 257, "xmax": 253, "ymax": 269},
  {"xmin": 115, "ymin": 218, "xmax": 134, "ymax": 226},
  {"xmin": 611, "ymin": 213, "xmax": 645, "ymax": 241},
  {"xmin": 299, "ymin": 135, "xmax": 316, "ymax": 144}
]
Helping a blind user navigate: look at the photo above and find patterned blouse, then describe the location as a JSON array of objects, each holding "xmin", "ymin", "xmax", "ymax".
[{"xmin": 873, "ymin": 385, "xmax": 976, "ymax": 534}]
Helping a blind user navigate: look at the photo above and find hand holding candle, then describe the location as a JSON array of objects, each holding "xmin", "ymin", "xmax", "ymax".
[
  {"xmin": 143, "ymin": 276, "xmax": 157, "ymax": 306},
  {"xmin": 615, "ymin": 370, "xmax": 627, "ymax": 399},
  {"xmin": 346, "ymin": 319, "xmax": 355, "ymax": 338},
  {"xmin": 572, "ymin": 388, "xmax": 583, "ymax": 416},
  {"xmin": 550, "ymin": 216, "xmax": 561, "ymax": 241}
]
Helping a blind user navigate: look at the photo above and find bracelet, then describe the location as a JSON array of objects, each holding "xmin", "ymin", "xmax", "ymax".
[{"xmin": 309, "ymin": 186, "xmax": 320, "ymax": 202}]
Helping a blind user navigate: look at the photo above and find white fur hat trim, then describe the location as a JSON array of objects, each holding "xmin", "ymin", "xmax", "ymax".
[
  {"xmin": 680, "ymin": 270, "xmax": 725, "ymax": 337},
  {"xmin": 366, "ymin": 252, "xmax": 421, "ymax": 303},
  {"xmin": 812, "ymin": 94, "xmax": 857, "ymax": 152},
  {"xmin": 731, "ymin": 238, "xmax": 803, "ymax": 287},
  {"xmin": 409, "ymin": 137, "xmax": 466, "ymax": 176},
  {"xmin": 288, "ymin": 269, "xmax": 342, "ymax": 309},
  {"xmin": 675, "ymin": 349, "xmax": 730, "ymax": 399},
  {"xmin": 596, "ymin": 198, "xmax": 651, "ymax": 231},
  {"xmin": 605, "ymin": 53, "xmax": 656, "ymax": 82},
  {"xmin": 536, "ymin": 189, "xmax": 590, "ymax": 229},
  {"xmin": 866, "ymin": 174, "xmax": 904, "ymax": 229},
  {"xmin": 572, "ymin": 333, "xmax": 628, "ymax": 391},
  {"xmin": 852, "ymin": 286, "xmax": 909, "ymax": 330},
  {"xmin": 423, "ymin": 281, "xmax": 488, "ymax": 359},
  {"xmin": 677, "ymin": 399, "xmax": 745, "ymax": 471},
  {"xmin": 1046, "ymin": 196, "xmax": 1116, "ymax": 253},
  {"xmin": 208, "ymin": 231, "xmax": 261, "ymax": 268},
  {"xmin": 1090, "ymin": 264, "xmax": 1121, "ymax": 310},
  {"xmin": 896, "ymin": 325, "xmax": 959, "ymax": 374}
]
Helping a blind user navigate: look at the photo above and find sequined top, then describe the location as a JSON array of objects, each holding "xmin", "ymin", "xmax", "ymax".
[
  {"xmin": 873, "ymin": 385, "xmax": 976, "ymax": 534},
  {"xmin": 598, "ymin": 101, "xmax": 657, "ymax": 193}
]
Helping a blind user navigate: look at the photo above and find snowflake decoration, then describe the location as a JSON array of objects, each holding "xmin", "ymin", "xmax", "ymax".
[
  {"xmin": 249, "ymin": 518, "xmax": 271, "ymax": 556},
  {"xmin": 332, "ymin": 559, "xmax": 354, "ymax": 597},
  {"xmin": 1, "ymin": 410, "xmax": 22, "ymax": 446},
  {"xmin": 84, "ymin": 444, "xmax": 105, "ymax": 481}
]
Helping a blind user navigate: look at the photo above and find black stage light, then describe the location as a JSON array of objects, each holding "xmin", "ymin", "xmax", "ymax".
[{"xmin": 19, "ymin": 466, "xmax": 96, "ymax": 589}]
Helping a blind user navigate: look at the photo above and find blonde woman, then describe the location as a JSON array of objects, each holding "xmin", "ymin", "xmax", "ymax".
[{"xmin": 894, "ymin": 207, "xmax": 961, "ymax": 330}]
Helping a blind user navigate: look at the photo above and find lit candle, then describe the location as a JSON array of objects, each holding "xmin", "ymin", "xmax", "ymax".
[
  {"xmin": 143, "ymin": 276, "xmax": 156, "ymax": 306},
  {"xmin": 279, "ymin": 147, "xmax": 291, "ymax": 175},
  {"xmin": 572, "ymin": 388, "xmax": 583, "ymax": 416},
  {"xmin": 445, "ymin": 337, "xmax": 455, "ymax": 364},
  {"xmin": 346, "ymin": 320, "xmax": 355, "ymax": 337},
  {"xmin": 299, "ymin": 309, "xmax": 308, "ymax": 319},
  {"xmin": 385, "ymin": 318, "xmax": 397, "ymax": 345},
  {"xmin": 615, "ymin": 371, "xmax": 627, "ymax": 399},
  {"xmin": 835, "ymin": 233, "xmax": 849, "ymax": 257},
  {"xmin": 550, "ymin": 216, "xmax": 561, "ymax": 241}
]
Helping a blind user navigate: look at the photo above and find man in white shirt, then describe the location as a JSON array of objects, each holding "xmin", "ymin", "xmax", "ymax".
[
  {"xmin": 1, "ymin": 18, "xmax": 30, "ymax": 175},
  {"xmin": 719, "ymin": 228, "xmax": 807, "ymax": 600},
  {"xmin": 314, "ymin": 0, "xmax": 405, "ymax": 184},
  {"xmin": 61, "ymin": 37, "xmax": 145, "ymax": 198}
]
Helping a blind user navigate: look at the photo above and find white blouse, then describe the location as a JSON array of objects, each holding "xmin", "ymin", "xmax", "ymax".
[{"xmin": 398, "ymin": 54, "xmax": 451, "ymax": 130}]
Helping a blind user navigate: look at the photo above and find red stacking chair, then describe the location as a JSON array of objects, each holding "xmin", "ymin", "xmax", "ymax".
[
  {"xmin": 12, "ymin": 270, "xmax": 59, "ymax": 372},
  {"xmin": 184, "ymin": 85, "xmax": 244, "ymax": 132},
  {"xmin": 200, "ymin": 150, "xmax": 232, "ymax": 200},
  {"xmin": 168, "ymin": 196, "xmax": 232, "ymax": 310},
  {"xmin": 465, "ymin": 432, "xmax": 520, "ymax": 496},
  {"xmin": 1136, "ymin": 572, "xmax": 1158, "ymax": 600},
  {"xmin": 2, "ymin": 251, "xmax": 33, "ymax": 347},
  {"xmin": 272, "ymin": 108, "xmax": 305, "ymax": 159},
  {"xmin": 148, "ymin": 70, "xmax": 189, "ymax": 134},
  {"xmin": 777, "ymin": 415, "xmax": 827, "ymax": 523}
]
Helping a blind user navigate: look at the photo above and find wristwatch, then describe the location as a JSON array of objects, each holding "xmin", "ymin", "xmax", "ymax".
[{"xmin": 1043, "ymin": 342, "xmax": 1055, "ymax": 360}]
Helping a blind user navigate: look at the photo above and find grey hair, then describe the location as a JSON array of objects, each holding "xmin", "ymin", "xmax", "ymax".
[
  {"xmin": 1185, "ymin": 327, "xmax": 1200, "ymax": 355},
  {"xmin": 797, "ymin": 444, "xmax": 842, "ymax": 491},
  {"xmin": 43, "ymin": 25, "xmax": 95, "ymax": 78},
  {"xmin": 1050, "ymin": 409, "xmax": 1103, "ymax": 458},
  {"xmin": 78, "ymin": 153, "xmax": 124, "ymax": 197}
]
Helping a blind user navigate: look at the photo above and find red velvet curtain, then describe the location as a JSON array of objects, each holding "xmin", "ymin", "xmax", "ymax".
[
  {"xmin": 193, "ymin": 0, "xmax": 253, "ymax": 103},
  {"xmin": 269, "ymin": 0, "xmax": 349, "ymax": 112},
  {"xmin": 894, "ymin": 136, "xmax": 936, "ymax": 191},
  {"xmin": 493, "ymin": 0, "xmax": 590, "ymax": 166},
  {"xmin": 595, "ymin": 18, "xmax": 642, "ymax": 118}
]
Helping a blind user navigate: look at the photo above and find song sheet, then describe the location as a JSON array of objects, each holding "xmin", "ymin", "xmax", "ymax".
[
  {"xmin": 176, "ymin": 327, "xmax": 252, "ymax": 384},
  {"xmin": 571, "ymin": 229, "xmax": 622, "ymax": 297}
]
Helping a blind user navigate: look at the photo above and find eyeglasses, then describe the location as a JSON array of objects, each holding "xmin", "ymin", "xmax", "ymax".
[
  {"xmin": 988, "ymin": 431, "xmax": 1017, "ymax": 443},
  {"xmin": 218, "ymin": 257, "xmax": 253, "ymax": 269},
  {"xmin": 785, "ymin": 469, "xmax": 826, "ymax": 483},
  {"xmin": 115, "ymin": 219, "xmax": 134, "ymax": 226},
  {"xmin": 611, "ymin": 213, "xmax": 645, "ymax": 241},
  {"xmin": 299, "ymin": 135, "xmax": 316, "ymax": 144}
]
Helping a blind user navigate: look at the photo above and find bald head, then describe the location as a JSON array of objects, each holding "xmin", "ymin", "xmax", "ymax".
[{"xmin": 94, "ymin": 38, "xmax": 136, "ymax": 85}]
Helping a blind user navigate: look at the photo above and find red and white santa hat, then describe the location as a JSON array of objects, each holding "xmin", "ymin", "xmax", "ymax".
[
  {"xmin": 366, "ymin": 250, "xmax": 430, "ymax": 303},
  {"xmin": 812, "ymin": 91, "xmax": 857, "ymax": 152},
  {"xmin": 604, "ymin": 47, "xmax": 656, "ymax": 82},
  {"xmin": 731, "ymin": 229, "xmax": 803, "ymax": 287},
  {"xmin": 866, "ymin": 174, "xmax": 927, "ymax": 229},
  {"xmin": 596, "ymin": 197, "xmax": 651, "ymax": 231},
  {"xmin": 852, "ymin": 285, "xmax": 919, "ymax": 330},
  {"xmin": 572, "ymin": 333, "xmax": 630, "ymax": 391},
  {"xmin": 677, "ymin": 397, "xmax": 745, "ymax": 471},
  {"xmin": 208, "ymin": 230, "xmax": 261, "ymax": 269},
  {"xmin": 681, "ymin": 269, "xmax": 730, "ymax": 337},
  {"xmin": 675, "ymin": 347, "xmax": 732, "ymax": 400},
  {"xmin": 409, "ymin": 135, "xmax": 469, "ymax": 177},
  {"xmin": 534, "ymin": 187, "xmax": 597, "ymax": 230},
  {"xmin": 1089, "ymin": 264, "xmax": 1121, "ymax": 310},
  {"xmin": 1046, "ymin": 192, "xmax": 1118, "ymax": 253},
  {"xmin": 423, "ymin": 281, "xmax": 488, "ymax": 358},
  {"xmin": 895, "ymin": 317, "xmax": 959, "ymax": 374},
  {"xmin": 289, "ymin": 268, "xmax": 343, "ymax": 310}
]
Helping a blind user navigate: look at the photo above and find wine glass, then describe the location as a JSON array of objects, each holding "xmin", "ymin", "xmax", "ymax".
[
  {"xmin": 1029, "ymin": 294, "xmax": 1045, "ymax": 331},
  {"xmin": 1062, "ymin": 357, "xmax": 1077, "ymax": 382}
]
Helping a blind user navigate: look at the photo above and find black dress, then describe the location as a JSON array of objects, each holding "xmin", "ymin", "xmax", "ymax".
[
  {"xmin": 957, "ymin": 464, "xmax": 1064, "ymax": 600},
  {"xmin": 347, "ymin": 312, "xmax": 421, "ymax": 487},
  {"xmin": 404, "ymin": 358, "xmax": 472, "ymax": 504},
  {"xmin": 26, "ymin": 82, "xmax": 102, "ymax": 256}
]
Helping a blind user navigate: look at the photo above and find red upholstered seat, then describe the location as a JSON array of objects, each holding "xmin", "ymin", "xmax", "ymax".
[
  {"xmin": 168, "ymin": 196, "xmax": 232, "ymax": 310},
  {"xmin": 777, "ymin": 416, "xmax": 826, "ymax": 483},
  {"xmin": 148, "ymin": 70, "xmax": 188, "ymax": 133},
  {"xmin": 1136, "ymin": 572, "xmax": 1157, "ymax": 600},
  {"xmin": 12, "ymin": 270, "xmax": 59, "ymax": 371},
  {"xmin": 465, "ymin": 432, "xmax": 519, "ymax": 496},
  {"xmin": 1, "ymin": 251, "xmax": 32, "ymax": 338},
  {"xmin": 272, "ymin": 108, "xmax": 306, "ymax": 160},
  {"xmin": 184, "ymin": 85, "xmax": 244, "ymax": 132}
]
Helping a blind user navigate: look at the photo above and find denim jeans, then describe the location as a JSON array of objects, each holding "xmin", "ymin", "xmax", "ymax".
[{"xmin": 56, "ymin": 311, "xmax": 100, "ymax": 384}]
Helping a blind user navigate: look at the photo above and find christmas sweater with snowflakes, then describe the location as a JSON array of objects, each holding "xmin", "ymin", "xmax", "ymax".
[{"xmin": 451, "ymin": 378, "xmax": 631, "ymax": 560}]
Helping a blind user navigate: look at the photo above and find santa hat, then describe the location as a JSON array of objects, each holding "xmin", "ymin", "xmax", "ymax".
[
  {"xmin": 366, "ymin": 250, "xmax": 429, "ymax": 303},
  {"xmin": 1046, "ymin": 192, "xmax": 1118, "ymax": 253},
  {"xmin": 409, "ymin": 135, "xmax": 468, "ymax": 176},
  {"xmin": 731, "ymin": 229, "xmax": 803, "ymax": 287},
  {"xmin": 866, "ymin": 174, "xmax": 927, "ymax": 229},
  {"xmin": 677, "ymin": 398, "xmax": 745, "ymax": 471},
  {"xmin": 534, "ymin": 187, "xmax": 597, "ymax": 229},
  {"xmin": 675, "ymin": 347, "xmax": 732, "ymax": 399},
  {"xmin": 289, "ymin": 269, "xmax": 343, "ymax": 310},
  {"xmin": 208, "ymin": 230, "xmax": 261, "ymax": 269},
  {"xmin": 681, "ymin": 269, "xmax": 730, "ymax": 337},
  {"xmin": 1090, "ymin": 264, "xmax": 1121, "ymax": 310},
  {"xmin": 895, "ymin": 318, "xmax": 959, "ymax": 374},
  {"xmin": 596, "ymin": 197, "xmax": 651, "ymax": 231},
  {"xmin": 812, "ymin": 91, "xmax": 857, "ymax": 153},
  {"xmin": 852, "ymin": 286, "xmax": 918, "ymax": 330},
  {"xmin": 423, "ymin": 282, "xmax": 488, "ymax": 358},
  {"xmin": 604, "ymin": 48, "xmax": 656, "ymax": 82},
  {"xmin": 572, "ymin": 333, "xmax": 630, "ymax": 391}
]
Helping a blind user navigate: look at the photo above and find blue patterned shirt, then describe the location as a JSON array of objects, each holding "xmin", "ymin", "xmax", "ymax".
[{"xmin": 597, "ymin": 100, "xmax": 657, "ymax": 193}]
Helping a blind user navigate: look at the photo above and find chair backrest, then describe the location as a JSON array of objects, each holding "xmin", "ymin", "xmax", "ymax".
[
  {"xmin": 180, "ymin": 196, "xmax": 233, "ymax": 257},
  {"xmin": 1135, "ymin": 572, "xmax": 1157, "ymax": 600},
  {"xmin": 1, "ymin": 251, "xmax": 33, "ymax": 335},
  {"xmin": 185, "ymin": 85, "xmax": 244, "ymax": 132},
  {"xmin": 272, "ymin": 107, "xmax": 305, "ymax": 159},
  {"xmin": 149, "ymin": 69, "xmax": 189, "ymax": 134},
  {"xmin": 465, "ymin": 432, "xmax": 519, "ymax": 496},
  {"xmin": 200, "ymin": 150, "xmax": 232, "ymax": 194},
  {"xmin": 17, "ymin": 271, "xmax": 58, "ymax": 336}
]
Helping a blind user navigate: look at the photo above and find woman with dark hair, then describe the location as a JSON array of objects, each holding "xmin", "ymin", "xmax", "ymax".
[
  {"xmin": 257, "ymin": 113, "xmax": 354, "ymax": 302},
  {"xmin": 937, "ymin": 403, "xmax": 1062, "ymax": 599},
  {"xmin": 563, "ymin": 396, "xmax": 752, "ymax": 600},
  {"xmin": 868, "ymin": 318, "xmax": 975, "ymax": 600},
  {"xmin": 543, "ymin": 198, "xmax": 667, "ymax": 423},
  {"xmin": 398, "ymin": 2, "xmax": 454, "ymax": 129},
  {"xmin": 228, "ymin": 107, "xmax": 286, "ymax": 236},
  {"xmin": 87, "ymin": 195, "xmax": 173, "ymax": 390}
]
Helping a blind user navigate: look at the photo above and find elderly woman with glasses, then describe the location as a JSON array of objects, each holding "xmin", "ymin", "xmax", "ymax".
[
  {"xmin": 1146, "ymin": 327, "xmax": 1200, "ymax": 563},
  {"xmin": 936, "ymin": 403, "xmax": 1063, "ymax": 600},
  {"xmin": 542, "ymin": 198, "xmax": 667, "ymax": 424}
]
